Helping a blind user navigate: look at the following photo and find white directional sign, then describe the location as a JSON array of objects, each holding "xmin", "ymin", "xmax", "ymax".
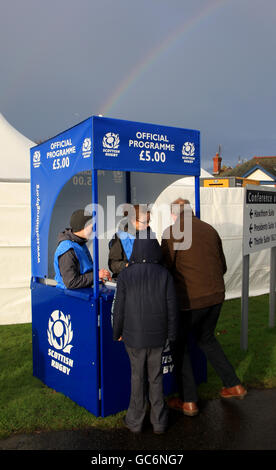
[
  {"xmin": 243, "ymin": 185, "xmax": 276, "ymax": 255},
  {"xmin": 241, "ymin": 185, "xmax": 276, "ymax": 351}
]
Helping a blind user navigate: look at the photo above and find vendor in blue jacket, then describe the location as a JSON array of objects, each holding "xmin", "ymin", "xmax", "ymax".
[
  {"xmin": 112, "ymin": 231, "xmax": 178, "ymax": 434},
  {"xmin": 54, "ymin": 209, "xmax": 111, "ymax": 289},
  {"xmin": 108, "ymin": 204, "xmax": 151, "ymax": 279}
]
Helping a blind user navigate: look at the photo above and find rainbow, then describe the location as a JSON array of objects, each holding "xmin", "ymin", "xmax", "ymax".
[{"xmin": 99, "ymin": 0, "xmax": 229, "ymax": 115}]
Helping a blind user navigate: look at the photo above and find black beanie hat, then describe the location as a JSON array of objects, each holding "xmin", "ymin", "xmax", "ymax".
[{"xmin": 70, "ymin": 209, "xmax": 92, "ymax": 232}]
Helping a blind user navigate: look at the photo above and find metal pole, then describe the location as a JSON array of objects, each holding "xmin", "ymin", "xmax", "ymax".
[
  {"xmin": 92, "ymin": 169, "xmax": 99, "ymax": 299},
  {"xmin": 125, "ymin": 171, "xmax": 131, "ymax": 203},
  {"xmin": 241, "ymin": 254, "xmax": 249, "ymax": 350},
  {"xmin": 195, "ymin": 175, "xmax": 200, "ymax": 219},
  {"xmin": 269, "ymin": 246, "xmax": 276, "ymax": 328}
]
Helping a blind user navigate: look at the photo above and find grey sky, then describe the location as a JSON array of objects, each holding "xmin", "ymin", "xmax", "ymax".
[{"xmin": 1, "ymin": 0, "xmax": 276, "ymax": 171}]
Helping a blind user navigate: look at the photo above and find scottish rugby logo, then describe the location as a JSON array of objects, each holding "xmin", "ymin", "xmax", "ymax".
[
  {"xmin": 82, "ymin": 137, "xmax": 91, "ymax": 158},
  {"xmin": 103, "ymin": 132, "xmax": 120, "ymax": 149},
  {"xmin": 182, "ymin": 142, "xmax": 195, "ymax": 157},
  {"xmin": 47, "ymin": 310, "xmax": 73, "ymax": 354},
  {"xmin": 102, "ymin": 132, "xmax": 120, "ymax": 157},
  {"xmin": 33, "ymin": 150, "xmax": 41, "ymax": 168}
]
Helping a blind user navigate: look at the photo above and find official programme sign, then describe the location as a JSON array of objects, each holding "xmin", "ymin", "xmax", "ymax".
[
  {"xmin": 243, "ymin": 185, "xmax": 276, "ymax": 255},
  {"xmin": 92, "ymin": 116, "xmax": 200, "ymax": 176}
]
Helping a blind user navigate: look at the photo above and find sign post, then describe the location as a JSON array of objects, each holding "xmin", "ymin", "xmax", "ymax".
[
  {"xmin": 241, "ymin": 254, "xmax": 249, "ymax": 350},
  {"xmin": 242, "ymin": 185, "xmax": 276, "ymax": 349},
  {"xmin": 269, "ymin": 246, "xmax": 276, "ymax": 328}
]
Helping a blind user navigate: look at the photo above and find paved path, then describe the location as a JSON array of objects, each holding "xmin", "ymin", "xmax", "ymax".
[{"xmin": 1, "ymin": 388, "xmax": 276, "ymax": 452}]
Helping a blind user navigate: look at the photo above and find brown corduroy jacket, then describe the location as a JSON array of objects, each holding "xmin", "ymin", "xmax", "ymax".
[{"xmin": 161, "ymin": 213, "xmax": 227, "ymax": 311}]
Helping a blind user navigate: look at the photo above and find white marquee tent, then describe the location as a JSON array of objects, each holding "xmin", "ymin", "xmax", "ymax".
[{"xmin": 0, "ymin": 113, "xmax": 34, "ymax": 325}]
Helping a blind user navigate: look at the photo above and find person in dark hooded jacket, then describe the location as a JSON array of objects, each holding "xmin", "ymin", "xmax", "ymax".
[{"xmin": 112, "ymin": 230, "xmax": 178, "ymax": 434}]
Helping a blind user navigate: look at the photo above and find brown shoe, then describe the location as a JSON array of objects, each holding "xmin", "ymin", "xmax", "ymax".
[
  {"xmin": 167, "ymin": 397, "xmax": 199, "ymax": 416},
  {"xmin": 183, "ymin": 402, "xmax": 199, "ymax": 416},
  {"xmin": 220, "ymin": 384, "xmax": 247, "ymax": 400}
]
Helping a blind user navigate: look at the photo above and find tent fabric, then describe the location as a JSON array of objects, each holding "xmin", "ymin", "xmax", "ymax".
[
  {"xmin": 151, "ymin": 182, "xmax": 270, "ymax": 301},
  {"xmin": 0, "ymin": 114, "xmax": 34, "ymax": 325},
  {"xmin": 0, "ymin": 113, "xmax": 33, "ymax": 181},
  {"xmin": 0, "ymin": 182, "xmax": 31, "ymax": 324}
]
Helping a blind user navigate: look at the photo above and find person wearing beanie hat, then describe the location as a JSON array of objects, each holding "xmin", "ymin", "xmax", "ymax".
[
  {"xmin": 70, "ymin": 209, "xmax": 93, "ymax": 233},
  {"xmin": 54, "ymin": 209, "xmax": 111, "ymax": 289}
]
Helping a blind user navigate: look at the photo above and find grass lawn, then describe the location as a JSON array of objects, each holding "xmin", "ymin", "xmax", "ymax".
[{"xmin": 1, "ymin": 294, "xmax": 276, "ymax": 439}]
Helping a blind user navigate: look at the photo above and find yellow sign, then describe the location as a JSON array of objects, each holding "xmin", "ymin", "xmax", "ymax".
[
  {"xmin": 202, "ymin": 177, "xmax": 260, "ymax": 187},
  {"xmin": 203, "ymin": 179, "xmax": 229, "ymax": 187}
]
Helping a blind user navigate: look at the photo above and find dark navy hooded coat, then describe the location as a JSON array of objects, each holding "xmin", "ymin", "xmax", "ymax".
[{"xmin": 112, "ymin": 233, "xmax": 178, "ymax": 349}]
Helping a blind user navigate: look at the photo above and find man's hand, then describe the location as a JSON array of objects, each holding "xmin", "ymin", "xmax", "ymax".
[
  {"xmin": 118, "ymin": 336, "xmax": 123, "ymax": 341},
  {"xmin": 99, "ymin": 269, "xmax": 112, "ymax": 281}
]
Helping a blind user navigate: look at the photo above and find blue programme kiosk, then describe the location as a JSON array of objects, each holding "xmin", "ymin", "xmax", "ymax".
[{"xmin": 30, "ymin": 116, "xmax": 206, "ymax": 417}]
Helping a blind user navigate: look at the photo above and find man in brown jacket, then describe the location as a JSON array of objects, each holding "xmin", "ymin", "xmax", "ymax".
[{"xmin": 161, "ymin": 198, "xmax": 247, "ymax": 416}]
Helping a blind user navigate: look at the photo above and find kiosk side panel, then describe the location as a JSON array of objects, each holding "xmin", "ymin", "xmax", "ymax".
[
  {"xmin": 30, "ymin": 117, "xmax": 93, "ymax": 279},
  {"xmin": 31, "ymin": 282, "xmax": 100, "ymax": 417}
]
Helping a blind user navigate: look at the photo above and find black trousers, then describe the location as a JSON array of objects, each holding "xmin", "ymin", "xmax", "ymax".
[
  {"xmin": 172, "ymin": 303, "xmax": 240, "ymax": 402},
  {"xmin": 125, "ymin": 345, "xmax": 168, "ymax": 433}
]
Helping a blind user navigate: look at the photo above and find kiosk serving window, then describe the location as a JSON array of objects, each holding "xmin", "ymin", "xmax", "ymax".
[
  {"xmin": 47, "ymin": 168, "xmax": 186, "ymax": 281},
  {"xmin": 47, "ymin": 169, "xmax": 129, "ymax": 280}
]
